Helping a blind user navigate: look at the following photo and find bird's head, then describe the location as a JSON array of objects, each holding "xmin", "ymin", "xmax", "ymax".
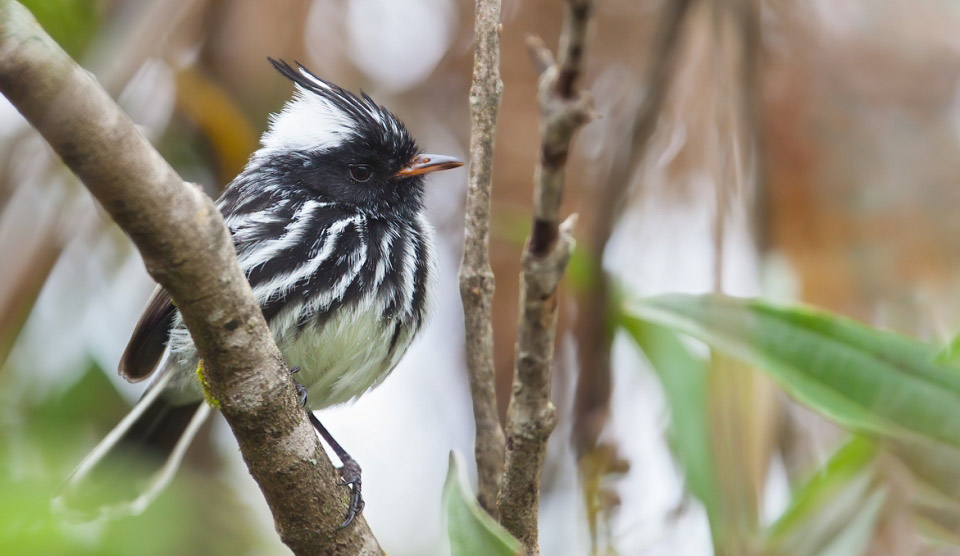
[{"xmin": 254, "ymin": 58, "xmax": 462, "ymax": 215}]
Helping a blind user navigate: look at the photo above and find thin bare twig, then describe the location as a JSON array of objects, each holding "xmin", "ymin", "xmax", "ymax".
[
  {"xmin": 571, "ymin": 0, "xmax": 694, "ymax": 465},
  {"xmin": 497, "ymin": 1, "xmax": 596, "ymax": 552},
  {"xmin": 459, "ymin": 0, "xmax": 507, "ymax": 518},
  {"xmin": 0, "ymin": 3, "xmax": 381, "ymax": 554},
  {"xmin": 735, "ymin": 0, "xmax": 766, "ymax": 251}
]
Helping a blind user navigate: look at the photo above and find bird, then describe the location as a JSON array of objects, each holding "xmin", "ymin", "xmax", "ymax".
[{"xmin": 57, "ymin": 58, "xmax": 463, "ymax": 527}]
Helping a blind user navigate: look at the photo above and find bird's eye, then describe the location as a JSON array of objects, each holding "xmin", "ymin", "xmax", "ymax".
[{"xmin": 349, "ymin": 165, "xmax": 373, "ymax": 182}]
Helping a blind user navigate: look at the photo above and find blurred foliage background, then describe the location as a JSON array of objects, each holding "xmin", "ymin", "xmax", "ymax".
[{"xmin": 5, "ymin": 0, "xmax": 960, "ymax": 555}]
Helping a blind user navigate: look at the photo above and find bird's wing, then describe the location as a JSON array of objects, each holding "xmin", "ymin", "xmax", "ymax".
[
  {"xmin": 119, "ymin": 286, "xmax": 177, "ymax": 382},
  {"xmin": 117, "ymin": 200, "xmax": 254, "ymax": 383}
]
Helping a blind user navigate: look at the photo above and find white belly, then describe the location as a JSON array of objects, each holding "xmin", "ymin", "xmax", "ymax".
[{"xmin": 275, "ymin": 297, "xmax": 416, "ymax": 409}]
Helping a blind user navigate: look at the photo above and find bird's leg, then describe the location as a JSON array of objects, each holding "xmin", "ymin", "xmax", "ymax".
[
  {"xmin": 307, "ymin": 411, "xmax": 364, "ymax": 528},
  {"xmin": 290, "ymin": 367, "xmax": 364, "ymax": 528}
]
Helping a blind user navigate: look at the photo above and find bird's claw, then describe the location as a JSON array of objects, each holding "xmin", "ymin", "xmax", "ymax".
[
  {"xmin": 336, "ymin": 457, "xmax": 364, "ymax": 529},
  {"xmin": 303, "ymin": 403, "xmax": 365, "ymax": 528},
  {"xmin": 290, "ymin": 367, "xmax": 307, "ymax": 407},
  {"xmin": 294, "ymin": 383, "xmax": 308, "ymax": 408}
]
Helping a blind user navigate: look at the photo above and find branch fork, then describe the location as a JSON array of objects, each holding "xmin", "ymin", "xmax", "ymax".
[
  {"xmin": 497, "ymin": 3, "xmax": 597, "ymax": 553},
  {"xmin": 523, "ymin": 214, "xmax": 578, "ymax": 294}
]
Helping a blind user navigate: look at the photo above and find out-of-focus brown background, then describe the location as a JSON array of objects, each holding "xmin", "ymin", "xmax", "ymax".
[{"xmin": 4, "ymin": 0, "xmax": 960, "ymax": 554}]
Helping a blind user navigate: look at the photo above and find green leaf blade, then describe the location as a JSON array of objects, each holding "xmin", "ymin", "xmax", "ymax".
[
  {"xmin": 619, "ymin": 315, "xmax": 721, "ymax": 524},
  {"xmin": 443, "ymin": 451, "xmax": 521, "ymax": 556},
  {"xmin": 764, "ymin": 437, "xmax": 880, "ymax": 556},
  {"xmin": 627, "ymin": 294, "xmax": 960, "ymax": 450}
]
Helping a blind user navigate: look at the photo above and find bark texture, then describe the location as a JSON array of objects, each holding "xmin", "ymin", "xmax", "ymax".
[
  {"xmin": 497, "ymin": 1, "xmax": 596, "ymax": 553},
  {"xmin": 0, "ymin": 2, "xmax": 381, "ymax": 554},
  {"xmin": 459, "ymin": 0, "xmax": 507, "ymax": 518}
]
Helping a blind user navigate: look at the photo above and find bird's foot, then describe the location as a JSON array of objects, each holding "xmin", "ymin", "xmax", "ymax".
[
  {"xmin": 305, "ymin": 411, "xmax": 365, "ymax": 528},
  {"xmin": 289, "ymin": 367, "xmax": 307, "ymax": 407},
  {"xmin": 337, "ymin": 457, "xmax": 364, "ymax": 529}
]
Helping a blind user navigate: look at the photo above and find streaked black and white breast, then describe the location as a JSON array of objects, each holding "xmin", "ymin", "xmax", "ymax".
[{"xmin": 160, "ymin": 62, "xmax": 437, "ymax": 408}]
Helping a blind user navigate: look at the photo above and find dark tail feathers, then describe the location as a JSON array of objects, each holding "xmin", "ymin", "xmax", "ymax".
[{"xmin": 55, "ymin": 373, "xmax": 210, "ymax": 518}]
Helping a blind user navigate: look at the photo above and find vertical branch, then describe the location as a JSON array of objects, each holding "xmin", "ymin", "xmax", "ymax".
[
  {"xmin": 735, "ymin": 0, "xmax": 767, "ymax": 252},
  {"xmin": 570, "ymin": 2, "xmax": 692, "ymax": 544},
  {"xmin": 707, "ymin": 2, "xmax": 778, "ymax": 553},
  {"xmin": 572, "ymin": 0, "xmax": 694, "ymax": 455},
  {"xmin": 497, "ymin": 1, "xmax": 595, "ymax": 553},
  {"xmin": 459, "ymin": 0, "xmax": 506, "ymax": 517},
  {"xmin": 711, "ymin": 0, "xmax": 730, "ymax": 293}
]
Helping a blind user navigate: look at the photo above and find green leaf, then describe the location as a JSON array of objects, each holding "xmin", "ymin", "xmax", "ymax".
[
  {"xmin": 0, "ymin": 364, "xmax": 275, "ymax": 556},
  {"xmin": 764, "ymin": 437, "xmax": 881, "ymax": 556},
  {"xmin": 626, "ymin": 294, "xmax": 960, "ymax": 449},
  {"xmin": 443, "ymin": 451, "xmax": 521, "ymax": 556},
  {"xmin": 886, "ymin": 435, "xmax": 960, "ymax": 512},
  {"xmin": 935, "ymin": 331, "xmax": 960, "ymax": 364},
  {"xmin": 618, "ymin": 316, "xmax": 721, "ymax": 526},
  {"xmin": 815, "ymin": 488, "xmax": 885, "ymax": 556},
  {"xmin": 19, "ymin": 0, "xmax": 101, "ymax": 57}
]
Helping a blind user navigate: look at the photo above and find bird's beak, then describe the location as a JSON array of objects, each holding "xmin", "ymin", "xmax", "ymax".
[{"xmin": 395, "ymin": 154, "xmax": 463, "ymax": 178}]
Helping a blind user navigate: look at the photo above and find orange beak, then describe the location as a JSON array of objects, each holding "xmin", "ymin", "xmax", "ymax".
[{"xmin": 394, "ymin": 154, "xmax": 463, "ymax": 178}]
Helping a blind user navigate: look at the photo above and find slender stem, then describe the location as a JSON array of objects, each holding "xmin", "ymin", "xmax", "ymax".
[
  {"xmin": 459, "ymin": 0, "xmax": 507, "ymax": 518},
  {"xmin": 497, "ymin": 1, "xmax": 596, "ymax": 553},
  {"xmin": 571, "ymin": 0, "xmax": 694, "ymax": 461}
]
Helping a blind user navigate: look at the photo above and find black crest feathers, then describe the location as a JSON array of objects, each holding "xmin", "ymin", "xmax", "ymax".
[{"xmin": 267, "ymin": 58, "xmax": 418, "ymax": 161}]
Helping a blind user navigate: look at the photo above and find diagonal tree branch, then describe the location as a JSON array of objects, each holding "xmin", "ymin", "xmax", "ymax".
[
  {"xmin": 459, "ymin": 0, "xmax": 506, "ymax": 518},
  {"xmin": 497, "ymin": 1, "xmax": 596, "ymax": 553},
  {"xmin": 0, "ymin": 2, "xmax": 381, "ymax": 554}
]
